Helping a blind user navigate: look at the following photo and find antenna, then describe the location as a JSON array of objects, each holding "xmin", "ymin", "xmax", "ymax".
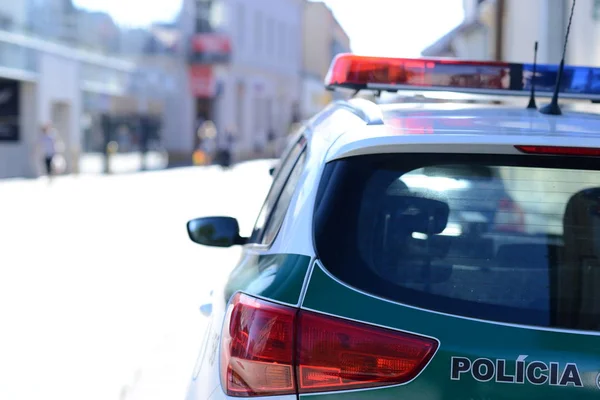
[
  {"xmin": 540, "ymin": 0, "xmax": 576, "ymax": 116},
  {"xmin": 527, "ymin": 41, "xmax": 539, "ymax": 109}
]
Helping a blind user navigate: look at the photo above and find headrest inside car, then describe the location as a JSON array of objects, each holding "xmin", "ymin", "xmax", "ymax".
[
  {"xmin": 564, "ymin": 187, "xmax": 600, "ymax": 258},
  {"xmin": 390, "ymin": 195, "xmax": 450, "ymax": 234}
]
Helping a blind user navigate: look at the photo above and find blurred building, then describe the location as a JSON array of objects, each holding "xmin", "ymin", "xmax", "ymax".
[
  {"xmin": 421, "ymin": 0, "xmax": 488, "ymax": 59},
  {"xmin": 301, "ymin": 1, "xmax": 351, "ymax": 121},
  {"xmin": 0, "ymin": 0, "xmax": 337, "ymax": 177},
  {"xmin": 182, "ymin": 0, "xmax": 304, "ymax": 161},
  {"xmin": 0, "ymin": 0, "xmax": 178, "ymax": 179},
  {"xmin": 423, "ymin": 0, "xmax": 600, "ymax": 66}
]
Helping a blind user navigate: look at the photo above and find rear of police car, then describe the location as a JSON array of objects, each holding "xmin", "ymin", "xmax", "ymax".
[
  {"xmin": 308, "ymin": 135, "xmax": 600, "ymax": 400},
  {"xmin": 309, "ymin": 56, "xmax": 600, "ymax": 399},
  {"xmin": 219, "ymin": 56, "xmax": 600, "ymax": 400}
]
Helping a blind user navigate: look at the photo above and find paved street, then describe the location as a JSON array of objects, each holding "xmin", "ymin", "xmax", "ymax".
[
  {"xmin": 0, "ymin": 161, "xmax": 273, "ymax": 400},
  {"xmin": 79, "ymin": 152, "xmax": 169, "ymax": 175}
]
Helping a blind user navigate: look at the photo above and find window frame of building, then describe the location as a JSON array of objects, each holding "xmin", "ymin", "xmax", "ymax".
[
  {"xmin": 288, "ymin": 26, "xmax": 296, "ymax": 64},
  {"xmin": 278, "ymin": 22, "xmax": 286, "ymax": 60},
  {"xmin": 195, "ymin": 0, "xmax": 214, "ymax": 32},
  {"xmin": 236, "ymin": 3, "xmax": 246, "ymax": 54},
  {"xmin": 254, "ymin": 11, "xmax": 263, "ymax": 54},
  {"xmin": 594, "ymin": 0, "xmax": 600, "ymax": 21},
  {"xmin": 266, "ymin": 17, "xmax": 275, "ymax": 57}
]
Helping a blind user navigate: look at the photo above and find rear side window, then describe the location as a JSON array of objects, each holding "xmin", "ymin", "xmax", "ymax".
[
  {"xmin": 314, "ymin": 153, "xmax": 600, "ymax": 332},
  {"xmin": 251, "ymin": 137, "xmax": 306, "ymax": 244},
  {"xmin": 262, "ymin": 151, "xmax": 307, "ymax": 244}
]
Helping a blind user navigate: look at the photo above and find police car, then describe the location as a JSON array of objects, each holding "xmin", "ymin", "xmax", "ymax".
[{"xmin": 184, "ymin": 53, "xmax": 600, "ymax": 400}]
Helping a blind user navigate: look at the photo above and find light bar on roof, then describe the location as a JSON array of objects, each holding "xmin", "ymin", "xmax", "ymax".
[{"xmin": 325, "ymin": 54, "xmax": 600, "ymax": 101}]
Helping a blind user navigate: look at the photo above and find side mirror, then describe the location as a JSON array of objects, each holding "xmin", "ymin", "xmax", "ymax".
[{"xmin": 186, "ymin": 216, "xmax": 247, "ymax": 247}]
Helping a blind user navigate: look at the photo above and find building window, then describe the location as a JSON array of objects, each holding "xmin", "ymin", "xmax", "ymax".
[
  {"xmin": 266, "ymin": 98, "xmax": 273, "ymax": 130},
  {"xmin": 278, "ymin": 22, "xmax": 286, "ymax": 58},
  {"xmin": 236, "ymin": 81, "xmax": 245, "ymax": 140},
  {"xmin": 237, "ymin": 4, "xmax": 245, "ymax": 52},
  {"xmin": 331, "ymin": 39, "xmax": 346, "ymax": 58},
  {"xmin": 255, "ymin": 11, "xmax": 262, "ymax": 54},
  {"xmin": 196, "ymin": 0, "xmax": 214, "ymax": 32},
  {"xmin": 266, "ymin": 18, "xmax": 274, "ymax": 57},
  {"xmin": 594, "ymin": 0, "xmax": 600, "ymax": 20},
  {"xmin": 288, "ymin": 26, "xmax": 296, "ymax": 64}
]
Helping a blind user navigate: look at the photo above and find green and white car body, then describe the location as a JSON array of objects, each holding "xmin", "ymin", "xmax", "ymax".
[{"xmin": 185, "ymin": 96, "xmax": 600, "ymax": 400}]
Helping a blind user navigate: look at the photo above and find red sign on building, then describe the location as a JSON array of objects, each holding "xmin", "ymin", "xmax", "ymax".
[
  {"xmin": 190, "ymin": 33, "xmax": 232, "ymax": 64},
  {"xmin": 189, "ymin": 65, "xmax": 215, "ymax": 98}
]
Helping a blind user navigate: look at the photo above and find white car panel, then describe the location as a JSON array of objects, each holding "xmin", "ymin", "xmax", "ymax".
[{"xmin": 327, "ymin": 130, "xmax": 600, "ymax": 162}]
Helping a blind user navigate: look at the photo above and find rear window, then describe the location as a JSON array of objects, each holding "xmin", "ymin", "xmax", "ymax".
[{"xmin": 314, "ymin": 153, "xmax": 600, "ymax": 332}]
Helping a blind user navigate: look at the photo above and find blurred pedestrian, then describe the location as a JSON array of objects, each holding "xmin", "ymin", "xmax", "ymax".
[
  {"xmin": 198, "ymin": 120, "xmax": 217, "ymax": 165},
  {"xmin": 227, "ymin": 131, "xmax": 235, "ymax": 158},
  {"xmin": 38, "ymin": 123, "xmax": 61, "ymax": 179},
  {"xmin": 267, "ymin": 128, "xmax": 276, "ymax": 158},
  {"xmin": 194, "ymin": 116, "xmax": 205, "ymax": 150},
  {"xmin": 254, "ymin": 140, "xmax": 264, "ymax": 157},
  {"xmin": 216, "ymin": 128, "xmax": 233, "ymax": 168}
]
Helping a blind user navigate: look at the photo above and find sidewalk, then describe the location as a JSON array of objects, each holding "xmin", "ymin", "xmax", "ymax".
[{"xmin": 79, "ymin": 152, "xmax": 169, "ymax": 174}]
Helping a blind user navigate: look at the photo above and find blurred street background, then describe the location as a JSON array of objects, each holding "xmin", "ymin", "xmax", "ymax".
[
  {"xmin": 0, "ymin": 161, "xmax": 273, "ymax": 400},
  {"xmin": 1, "ymin": 0, "xmax": 600, "ymax": 399},
  {"xmin": 2, "ymin": 0, "xmax": 598, "ymax": 179}
]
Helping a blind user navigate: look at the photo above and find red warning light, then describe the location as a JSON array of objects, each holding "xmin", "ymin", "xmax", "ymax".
[
  {"xmin": 324, "ymin": 53, "xmax": 600, "ymax": 101},
  {"xmin": 325, "ymin": 54, "xmax": 511, "ymax": 91}
]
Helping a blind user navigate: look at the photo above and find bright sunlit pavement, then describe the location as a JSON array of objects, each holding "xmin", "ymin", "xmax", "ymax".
[{"xmin": 0, "ymin": 161, "xmax": 273, "ymax": 400}]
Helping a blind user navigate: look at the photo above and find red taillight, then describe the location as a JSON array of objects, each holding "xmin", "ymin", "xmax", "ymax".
[
  {"xmin": 220, "ymin": 293, "xmax": 296, "ymax": 397},
  {"xmin": 221, "ymin": 294, "xmax": 439, "ymax": 396},
  {"xmin": 515, "ymin": 145, "xmax": 600, "ymax": 156},
  {"xmin": 297, "ymin": 311, "xmax": 438, "ymax": 393},
  {"xmin": 494, "ymin": 197, "xmax": 526, "ymax": 233}
]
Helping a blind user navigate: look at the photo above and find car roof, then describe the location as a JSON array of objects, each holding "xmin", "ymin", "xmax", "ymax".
[
  {"xmin": 319, "ymin": 102, "xmax": 600, "ymax": 162},
  {"xmin": 378, "ymin": 102, "xmax": 600, "ymax": 135}
]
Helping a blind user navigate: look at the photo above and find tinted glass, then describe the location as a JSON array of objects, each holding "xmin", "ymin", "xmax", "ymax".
[
  {"xmin": 251, "ymin": 137, "xmax": 306, "ymax": 243},
  {"xmin": 262, "ymin": 151, "xmax": 307, "ymax": 244},
  {"xmin": 187, "ymin": 217, "xmax": 239, "ymax": 247},
  {"xmin": 314, "ymin": 153, "xmax": 600, "ymax": 331}
]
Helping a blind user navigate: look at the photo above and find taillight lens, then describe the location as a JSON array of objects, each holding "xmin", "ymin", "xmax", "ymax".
[
  {"xmin": 221, "ymin": 294, "xmax": 439, "ymax": 396},
  {"xmin": 515, "ymin": 145, "xmax": 600, "ymax": 156},
  {"xmin": 494, "ymin": 196, "xmax": 526, "ymax": 233},
  {"xmin": 220, "ymin": 293, "xmax": 297, "ymax": 397},
  {"xmin": 297, "ymin": 311, "xmax": 438, "ymax": 393}
]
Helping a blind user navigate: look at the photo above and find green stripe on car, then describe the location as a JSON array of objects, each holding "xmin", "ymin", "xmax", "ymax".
[
  {"xmin": 225, "ymin": 253, "xmax": 311, "ymax": 305},
  {"xmin": 301, "ymin": 263, "xmax": 600, "ymax": 399}
]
